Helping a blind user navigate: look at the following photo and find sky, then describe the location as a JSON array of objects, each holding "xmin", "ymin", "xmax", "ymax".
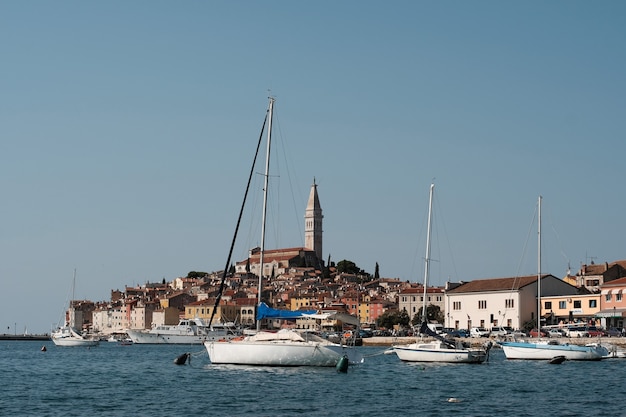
[{"xmin": 1, "ymin": 1, "xmax": 625, "ymax": 334}]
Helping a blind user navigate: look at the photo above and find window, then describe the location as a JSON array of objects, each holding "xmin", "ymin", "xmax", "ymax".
[
  {"xmin": 573, "ymin": 300, "xmax": 582, "ymax": 308},
  {"xmin": 589, "ymin": 299, "xmax": 597, "ymax": 308},
  {"xmin": 478, "ymin": 300, "xmax": 487, "ymax": 309},
  {"xmin": 453, "ymin": 301, "xmax": 461, "ymax": 310},
  {"xmin": 559, "ymin": 301, "xmax": 566, "ymax": 309},
  {"xmin": 436, "ymin": 296, "xmax": 442, "ymax": 302},
  {"xmin": 505, "ymin": 299, "xmax": 514, "ymax": 308},
  {"xmin": 606, "ymin": 294, "xmax": 612, "ymax": 302},
  {"xmin": 544, "ymin": 301, "xmax": 552, "ymax": 310},
  {"xmin": 618, "ymin": 293, "xmax": 623, "ymax": 302}
]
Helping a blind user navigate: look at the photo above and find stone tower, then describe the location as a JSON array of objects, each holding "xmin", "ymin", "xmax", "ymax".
[{"xmin": 304, "ymin": 178, "xmax": 323, "ymax": 261}]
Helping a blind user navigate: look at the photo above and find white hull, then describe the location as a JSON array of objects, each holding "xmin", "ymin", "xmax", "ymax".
[
  {"xmin": 52, "ymin": 337, "xmax": 99, "ymax": 347},
  {"xmin": 127, "ymin": 328, "xmax": 230, "ymax": 344},
  {"xmin": 205, "ymin": 330, "xmax": 364, "ymax": 367},
  {"xmin": 51, "ymin": 327, "xmax": 99, "ymax": 347},
  {"xmin": 126, "ymin": 318, "xmax": 234, "ymax": 344},
  {"xmin": 500, "ymin": 341, "xmax": 607, "ymax": 360},
  {"xmin": 392, "ymin": 341, "xmax": 487, "ymax": 363}
]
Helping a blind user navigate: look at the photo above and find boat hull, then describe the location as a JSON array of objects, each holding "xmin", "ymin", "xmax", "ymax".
[
  {"xmin": 500, "ymin": 341, "xmax": 607, "ymax": 360},
  {"xmin": 205, "ymin": 339, "xmax": 363, "ymax": 367},
  {"xmin": 392, "ymin": 342, "xmax": 487, "ymax": 363},
  {"xmin": 126, "ymin": 329, "xmax": 229, "ymax": 344},
  {"xmin": 52, "ymin": 337, "xmax": 99, "ymax": 347},
  {"xmin": 51, "ymin": 326, "xmax": 99, "ymax": 347}
]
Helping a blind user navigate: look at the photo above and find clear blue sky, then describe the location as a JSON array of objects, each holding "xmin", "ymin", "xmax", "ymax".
[{"xmin": 2, "ymin": 1, "xmax": 625, "ymax": 334}]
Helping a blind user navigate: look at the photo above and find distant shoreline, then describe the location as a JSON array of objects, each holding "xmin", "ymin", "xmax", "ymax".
[{"xmin": 0, "ymin": 334, "xmax": 50, "ymax": 341}]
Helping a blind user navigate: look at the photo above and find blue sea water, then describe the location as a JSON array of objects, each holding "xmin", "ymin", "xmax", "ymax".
[{"xmin": 1, "ymin": 340, "xmax": 625, "ymax": 417}]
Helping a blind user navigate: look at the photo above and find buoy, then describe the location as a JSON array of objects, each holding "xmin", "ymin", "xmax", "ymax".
[
  {"xmin": 174, "ymin": 353, "xmax": 190, "ymax": 365},
  {"xmin": 336, "ymin": 355, "xmax": 349, "ymax": 373},
  {"xmin": 41, "ymin": 346, "xmax": 47, "ymax": 352}
]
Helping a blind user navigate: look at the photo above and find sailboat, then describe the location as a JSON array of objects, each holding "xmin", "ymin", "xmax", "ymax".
[
  {"xmin": 499, "ymin": 196, "xmax": 608, "ymax": 361},
  {"xmin": 51, "ymin": 270, "xmax": 99, "ymax": 347},
  {"xmin": 390, "ymin": 183, "xmax": 490, "ymax": 363},
  {"xmin": 204, "ymin": 97, "xmax": 363, "ymax": 367}
]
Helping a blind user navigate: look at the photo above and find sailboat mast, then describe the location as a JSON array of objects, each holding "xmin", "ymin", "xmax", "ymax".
[
  {"xmin": 422, "ymin": 183, "xmax": 434, "ymax": 323},
  {"xmin": 257, "ymin": 97, "xmax": 274, "ymax": 331},
  {"xmin": 537, "ymin": 195, "xmax": 542, "ymax": 329}
]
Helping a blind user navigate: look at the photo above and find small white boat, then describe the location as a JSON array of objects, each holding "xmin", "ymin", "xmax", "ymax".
[
  {"xmin": 52, "ymin": 269, "xmax": 99, "ymax": 347},
  {"xmin": 51, "ymin": 326, "xmax": 99, "ymax": 347},
  {"xmin": 393, "ymin": 339, "xmax": 489, "ymax": 364},
  {"xmin": 389, "ymin": 183, "xmax": 490, "ymax": 364},
  {"xmin": 500, "ymin": 197, "xmax": 608, "ymax": 361},
  {"xmin": 500, "ymin": 339, "xmax": 607, "ymax": 361},
  {"xmin": 206, "ymin": 329, "xmax": 364, "ymax": 367},
  {"xmin": 204, "ymin": 98, "xmax": 362, "ymax": 368}
]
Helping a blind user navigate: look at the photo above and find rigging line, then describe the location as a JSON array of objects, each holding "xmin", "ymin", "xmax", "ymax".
[
  {"xmin": 510, "ymin": 201, "xmax": 539, "ymax": 292},
  {"xmin": 272, "ymin": 107, "xmax": 305, "ymax": 247},
  {"xmin": 544, "ymin": 204, "xmax": 570, "ymax": 273},
  {"xmin": 208, "ymin": 110, "xmax": 268, "ymax": 327},
  {"xmin": 432, "ymin": 187, "xmax": 460, "ymax": 284}
]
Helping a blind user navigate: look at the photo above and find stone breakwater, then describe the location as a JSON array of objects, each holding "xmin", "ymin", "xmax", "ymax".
[{"xmin": 362, "ymin": 336, "xmax": 626, "ymax": 348}]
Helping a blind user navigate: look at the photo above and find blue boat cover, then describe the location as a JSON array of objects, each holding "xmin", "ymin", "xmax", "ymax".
[{"xmin": 256, "ymin": 302, "xmax": 317, "ymax": 320}]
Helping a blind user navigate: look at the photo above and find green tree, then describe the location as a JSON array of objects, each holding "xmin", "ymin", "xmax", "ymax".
[
  {"xmin": 374, "ymin": 262, "xmax": 380, "ymax": 279},
  {"xmin": 187, "ymin": 271, "xmax": 208, "ymax": 279},
  {"xmin": 412, "ymin": 305, "xmax": 445, "ymax": 325},
  {"xmin": 336, "ymin": 260, "xmax": 359, "ymax": 274}
]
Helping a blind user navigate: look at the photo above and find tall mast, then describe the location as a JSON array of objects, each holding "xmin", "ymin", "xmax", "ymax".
[
  {"xmin": 422, "ymin": 183, "xmax": 434, "ymax": 323},
  {"xmin": 537, "ymin": 195, "xmax": 542, "ymax": 329},
  {"xmin": 257, "ymin": 97, "xmax": 274, "ymax": 331}
]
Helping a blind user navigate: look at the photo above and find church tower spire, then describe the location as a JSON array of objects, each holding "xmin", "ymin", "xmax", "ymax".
[{"xmin": 305, "ymin": 178, "xmax": 323, "ymax": 261}]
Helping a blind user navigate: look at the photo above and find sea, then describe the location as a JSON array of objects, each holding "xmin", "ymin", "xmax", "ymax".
[{"xmin": 1, "ymin": 340, "xmax": 625, "ymax": 417}]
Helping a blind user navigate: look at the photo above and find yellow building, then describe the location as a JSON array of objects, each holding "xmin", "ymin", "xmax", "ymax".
[
  {"xmin": 540, "ymin": 293, "xmax": 602, "ymax": 324},
  {"xmin": 184, "ymin": 299, "xmax": 239, "ymax": 324}
]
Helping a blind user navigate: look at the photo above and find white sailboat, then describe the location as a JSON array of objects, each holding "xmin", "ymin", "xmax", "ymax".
[
  {"xmin": 390, "ymin": 183, "xmax": 490, "ymax": 364},
  {"xmin": 499, "ymin": 196, "xmax": 608, "ymax": 361},
  {"xmin": 205, "ymin": 97, "xmax": 363, "ymax": 367},
  {"xmin": 51, "ymin": 270, "xmax": 99, "ymax": 347}
]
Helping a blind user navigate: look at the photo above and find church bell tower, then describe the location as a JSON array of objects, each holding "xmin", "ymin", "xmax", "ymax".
[{"xmin": 304, "ymin": 178, "xmax": 323, "ymax": 261}]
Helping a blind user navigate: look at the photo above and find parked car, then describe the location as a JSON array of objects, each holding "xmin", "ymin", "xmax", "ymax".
[
  {"xmin": 511, "ymin": 329, "xmax": 527, "ymax": 338},
  {"xmin": 605, "ymin": 327, "xmax": 622, "ymax": 337},
  {"xmin": 563, "ymin": 327, "xmax": 588, "ymax": 338},
  {"xmin": 529, "ymin": 328, "xmax": 547, "ymax": 338},
  {"xmin": 490, "ymin": 326, "xmax": 508, "ymax": 337},
  {"xmin": 470, "ymin": 327, "xmax": 490, "ymax": 338},
  {"xmin": 585, "ymin": 326, "xmax": 605, "ymax": 337},
  {"xmin": 544, "ymin": 328, "xmax": 563, "ymax": 338},
  {"xmin": 445, "ymin": 329, "xmax": 469, "ymax": 338}
]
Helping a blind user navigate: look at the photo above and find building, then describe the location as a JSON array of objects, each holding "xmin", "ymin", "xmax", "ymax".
[
  {"xmin": 304, "ymin": 178, "xmax": 323, "ymax": 260},
  {"xmin": 398, "ymin": 286, "xmax": 445, "ymax": 323},
  {"xmin": 596, "ymin": 276, "xmax": 626, "ymax": 328},
  {"xmin": 445, "ymin": 274, "xmax": 579, "ymax": 331}
]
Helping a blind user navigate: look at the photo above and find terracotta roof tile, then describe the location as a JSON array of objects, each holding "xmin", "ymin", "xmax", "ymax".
[{"xmin": 446, "ymin": 275, "xmax": 552, "ymax": 293}]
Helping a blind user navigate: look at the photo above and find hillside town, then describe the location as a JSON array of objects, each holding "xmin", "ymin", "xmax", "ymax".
[{"xmin": 62, "ymin": 182, "xmax": 626, "ymax": 337}]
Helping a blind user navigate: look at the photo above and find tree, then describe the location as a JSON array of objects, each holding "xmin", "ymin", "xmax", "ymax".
[
  {"xmin": 187, "ymin": 271, "xmax": 208, "ymax": 279},
  {"xmin": 336, "ymin": 260, "xmax": 359, "ymax": 274},
  {"xmin": 412, "ymin": 305, "xmax": 445, "ymax": 325},
  {"xmin": 374, "ymin": 262, "xmax": 380, "ymax": 279},
  {"xmin": 376, "ymin": 309, "xmax": 411, "ymax": 329}
]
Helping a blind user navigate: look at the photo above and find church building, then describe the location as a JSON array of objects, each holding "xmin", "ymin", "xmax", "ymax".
[{"xmin": 235, "ymin": 179, "xmax": 324, "ymax": 277}]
